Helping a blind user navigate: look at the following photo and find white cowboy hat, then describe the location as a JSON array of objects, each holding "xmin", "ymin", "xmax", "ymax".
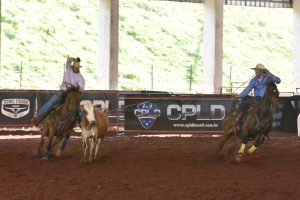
[{"xmin": 251, "ymin": 63, "xmax": 266, "ymax": 70}]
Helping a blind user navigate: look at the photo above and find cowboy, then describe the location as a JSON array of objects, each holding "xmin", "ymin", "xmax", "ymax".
[
  {"xmin": 234, "ymin": 63, "xmax": 281, "ymax": 132},
  {"xmin": 31, "ymin": 57, "xmax": 85, "ymax": 126}
]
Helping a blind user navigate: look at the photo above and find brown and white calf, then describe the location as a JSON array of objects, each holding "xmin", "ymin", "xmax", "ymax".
[{"xmin": 80, "ymin": 101, "xmax": 109, "ymax": 163}]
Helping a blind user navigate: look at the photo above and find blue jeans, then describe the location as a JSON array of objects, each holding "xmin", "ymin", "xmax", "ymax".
[
  {"xmin": 237, "ymin": 96, "xmax": 262, "ymax": 114},
  {"xmin": 37, "ymin": 90, "xmax": 66, "ymax": 119},
  {"xmin": 37, "ymin": 90, "xmax": 83, "ymax": 121}
]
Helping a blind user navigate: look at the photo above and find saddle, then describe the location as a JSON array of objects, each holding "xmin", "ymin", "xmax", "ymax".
[{"xmin": 235, "ymin": 102, "xmax": 260, "ymax": 135}]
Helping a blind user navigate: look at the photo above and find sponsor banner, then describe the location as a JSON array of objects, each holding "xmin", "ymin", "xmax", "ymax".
[
  {"xmin": 0, "ymin": 90, "xmax": 120, "ymax": 127},
  {"xmin": 275, "ymin": 96, "xmax": 300, "ymax": 132},
  {"xmin": 0, "ymin": 91, "xmax": 36, "ymax": 125},
  {"xmin": 80, "ymin": 91, "xmax": 121, "ymax": 125},
  {"xmin": 33, "ymin": 91, "xmax": 56, "ymax": 116},
  {"xmin": 124, "ymin": 98, "xmax": 232, "ymax": 131},
  {"xmin": 1, "ymin": 90, "xmax": 298, "ymax": 132},
  {"xmin": 80, "ymin": 91, "xmax": 119, "ymax": 112},
  {"xmin": 35, "ymin": 91, "xmax": 120, "ymax": 113}
]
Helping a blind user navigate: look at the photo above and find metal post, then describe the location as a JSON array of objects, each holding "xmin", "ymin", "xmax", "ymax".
[
  {"xmin": 116, "ymin": 94, "xmax": 120, "ymax": 135},
  {"xmin": 298, "ymin": 114, "xmax": 300, "ymax": 137},
  {"xmin": 229, "ymin": 65, "xmax": 232, "ymax": 89},
  {"xmin": 20, "ymin": 61, "xmax": 23, "ymax": 89},
  {"xmin": 189, "ymin": 65, "xmax": 192, "ymax": 91},
  {"xmin": 151, "ymin": 65, "xmax": 154, "ymax": 90},
  {"xmin": 0, "ymin": 0, "xmax": 2, "ymax": 82}
]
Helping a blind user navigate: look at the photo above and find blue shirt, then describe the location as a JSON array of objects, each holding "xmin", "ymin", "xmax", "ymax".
[{"xmin": 239, "ymin": 74, "xmax": 281, "ymax": 98}]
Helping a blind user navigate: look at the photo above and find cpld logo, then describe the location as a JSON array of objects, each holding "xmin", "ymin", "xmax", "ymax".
[
  {"xmin": 134, "ymin": 102, "xmax": 161, "ymax": 129},
  {"xmin": 1, "ymin": 99, "xmax": 30, "ymax": 118}
]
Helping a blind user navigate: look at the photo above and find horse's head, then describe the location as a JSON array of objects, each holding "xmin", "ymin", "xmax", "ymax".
[
  {"xmin": 64, "ymin": 86, "xmax": 81, "ymax": 112},
  {"xmin": 265, "ymin": 81, "xmax": 280, "ymax": 111}
]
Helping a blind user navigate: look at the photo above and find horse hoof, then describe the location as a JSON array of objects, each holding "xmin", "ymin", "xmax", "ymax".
[
  {"xmin": 56, "ymin": 149, "xmax": 63, "ymax": 157},
  {"xmin": 235, "ymin": 153, "xmax": 243, "ymax": 162},
  {"xmin": 41, "ymin": 156, "xmax": 49, "ymax": 160}
]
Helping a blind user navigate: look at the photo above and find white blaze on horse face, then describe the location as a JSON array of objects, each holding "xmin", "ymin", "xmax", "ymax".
[{"xmin": 83, "ymin": 102, "xmax": 95, "ymax": 123}]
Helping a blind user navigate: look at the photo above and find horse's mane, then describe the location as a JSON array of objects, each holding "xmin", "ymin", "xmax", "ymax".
[
  {"xmin": 264, "ymin": 81, "xmax": 279, "ymax": 100},
  {"xmin": 66, "ymin": 86, "xmax": 80, "ymax": 93},
  {"xmin": 266, "ymin": 79, "xmax": 278, "ymax": 90}
]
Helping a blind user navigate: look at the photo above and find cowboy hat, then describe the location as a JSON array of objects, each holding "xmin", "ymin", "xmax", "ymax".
[
  {"xmin": 251, "ymin": 63, "xmax": 269, "ymax": 73},
  {"xmin": 72, "ymin": 61, "xmax": 81, "ymax": 69}
]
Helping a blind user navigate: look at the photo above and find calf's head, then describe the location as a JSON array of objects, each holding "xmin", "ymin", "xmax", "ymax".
[{"xmin": 80, "ymin": 102, "xmax": 95, "ymax": 125}]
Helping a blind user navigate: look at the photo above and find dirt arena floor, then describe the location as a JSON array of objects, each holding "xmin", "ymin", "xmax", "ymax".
[{"xmin": 0, "ymin": 130, "xmax": 300, "ymax": 200}]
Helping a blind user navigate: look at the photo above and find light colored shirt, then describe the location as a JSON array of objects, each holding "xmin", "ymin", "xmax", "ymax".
[
  {"xmin": 239, "ymin": 73, "xmax": 281, "ymax": 98},
  {"xmin": 60, "ymin": 61, "xmax": 85, "ymax": 93}
]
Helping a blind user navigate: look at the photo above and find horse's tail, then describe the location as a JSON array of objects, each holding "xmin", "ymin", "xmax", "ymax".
[
  {"xmin": 216, "ymin": 113, "xmax": 236, "ymax": 154},
  {"xmin": 215, "ymin": 129, "xmax": 235, "ymax": 155}
]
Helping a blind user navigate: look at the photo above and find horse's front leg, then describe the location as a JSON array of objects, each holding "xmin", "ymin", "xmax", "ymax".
[
  {"xmin": 35, "ymin": 134, "xmax": 46, "ymax": 157},
  {"xmin": 235, "ymin": 129, "xmax": 249, "ymax": 162},
  {"xmin": 42, "ymin": 128, "xmax": 57, "ymax": 160},
  {"xmin": 235, "ymin": 143, "xmax": 247, "ymax": 162},
  {"xmin": 35, "ymin": 125, "xmax": 50, "ymax": 157},
  {"xmin": 248, "ymin": 132, "xmax": 265, "ymax": 155},
  {"xmin": 51, "ymin": 136, "xmax": 63, "ymax": 157},
  {"xmin": 43, "ymin": 137, "xmax": 54, "ymax": 160},
  {"xmin": 56, "ymin": 134, "xmax": 70, "ymax": 157},
  {"xmin": 248, "ymin": 121, "xmax": 272, "ymax": 155}
]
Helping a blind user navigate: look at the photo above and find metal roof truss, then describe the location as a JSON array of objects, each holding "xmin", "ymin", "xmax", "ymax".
[{"xmin": 160, "ymin": 0, "xmax": 293, "ymax": 8}]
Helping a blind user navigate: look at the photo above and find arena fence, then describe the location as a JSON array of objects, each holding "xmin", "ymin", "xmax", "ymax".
[{"xmin": 0, "ymin": 90, "xmax": 299, "ymax": 135}]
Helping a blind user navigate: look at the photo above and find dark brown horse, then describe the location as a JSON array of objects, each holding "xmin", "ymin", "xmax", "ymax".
[
  {"xmin": 35, "ymin": 87, "xmax": 81, "ymax": 159},
  {"xmin": 216, "ymin": 81, "xmax": 280, "ymax": 162}
]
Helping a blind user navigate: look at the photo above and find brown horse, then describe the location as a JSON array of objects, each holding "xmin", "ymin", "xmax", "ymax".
[
  {"xmin": 35, "ymin": 87, "xmax": 81, "ymax": 159},
  {"xmin": 216, "ymin": 81, "xmax": 280, "ymax": 162}
]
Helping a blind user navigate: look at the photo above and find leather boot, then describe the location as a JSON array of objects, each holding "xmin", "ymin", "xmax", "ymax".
[
  {"xmin": 31, "ymin": 116, "xmax": 42, "ymax": 126},
  {"xmin": 235, "ymin": 112, "xmax": 244, "ymax": 132}
]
